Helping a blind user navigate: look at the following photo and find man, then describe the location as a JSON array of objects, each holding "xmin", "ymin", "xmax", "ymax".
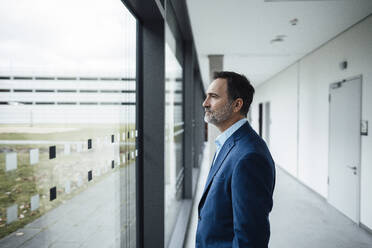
[{"xmin": 196, "ymin": 71, "xmax": 275, "ymax": 248}]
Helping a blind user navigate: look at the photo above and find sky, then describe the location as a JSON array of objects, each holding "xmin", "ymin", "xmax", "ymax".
[{"xmin": 0, "ymin": 0, "xmax": 137, "ymax": 77}]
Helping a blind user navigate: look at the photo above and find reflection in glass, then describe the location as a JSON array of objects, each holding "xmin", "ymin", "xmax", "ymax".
[
  {"xmin": 0, "ymin": 0, "xmax": 137, "ymax": 247},
  {"xmin": 164, "ymin": 42, "xmax": 184, "ymax": 246}
]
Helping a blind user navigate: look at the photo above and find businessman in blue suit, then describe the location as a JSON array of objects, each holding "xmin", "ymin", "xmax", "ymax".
[{"xmin": 196, "ymin": 71, "xmax": 275, "ymax": 248}]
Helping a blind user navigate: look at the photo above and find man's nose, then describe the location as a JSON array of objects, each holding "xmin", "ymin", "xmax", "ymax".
[{"xmin": 202, "ymin": 97, "xmax": 209, "ymax": 108}]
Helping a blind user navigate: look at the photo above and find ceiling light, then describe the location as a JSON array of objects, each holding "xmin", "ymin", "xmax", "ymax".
[
  {"xmin": 270, "ymin": 35, "xmax": 286, "ymax": 44},
  {"xmin": 290, "ymin": 18, "xmax": 299, "ymax": 26}
]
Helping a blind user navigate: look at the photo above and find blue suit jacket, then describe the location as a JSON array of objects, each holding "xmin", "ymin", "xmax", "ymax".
[{"xmin": 196, "ymin": 122, "xmax": 275, "ymax": 248}]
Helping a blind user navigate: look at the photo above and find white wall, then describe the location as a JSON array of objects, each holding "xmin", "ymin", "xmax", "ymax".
[
  {"xmin": 253, "ymin": 64, "xmax": 299, "ymax": 178},
  {"xmin": 252, "ymin": 15, "xmax": 372, "ymax": 229}
]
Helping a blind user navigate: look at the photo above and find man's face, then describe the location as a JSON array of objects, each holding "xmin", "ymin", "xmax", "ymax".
[{"xmin": 203, "ymin": 78, "xmax": 233, "ymax": 125}]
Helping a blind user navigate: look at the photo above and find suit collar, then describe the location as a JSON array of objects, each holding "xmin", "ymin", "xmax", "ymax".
[
  {"xmin": 206, "ymin": 121, "xmax": 252, "ymax": 189},
  {"xmin": 232, "ymin": 121, "xmax": 253, "ymax": 141},
  {"xmin": 198, "ymin": 122, "xmax": 253, "ymax": 213},
  {"xmin": 204, "ymin": 122, "xmax": 251, "ymax": 190},
  {"xmin": 199, "ymin": 138, "xmax": 235, "ymax": 212},
  {"xmin": 214, "ymin": 118, "xmax": 247, "ymax": 151}
]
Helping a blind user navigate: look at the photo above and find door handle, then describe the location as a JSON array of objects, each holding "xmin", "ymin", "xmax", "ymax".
[{"xmin": 347, "ymin": 165, "xmax": 357, "ymax": 175}]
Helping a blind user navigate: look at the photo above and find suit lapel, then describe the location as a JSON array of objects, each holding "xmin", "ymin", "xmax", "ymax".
[
  {"xmin": 197, "ymin": 122, "xmax": 252, "ymax": 213},
  {"xmin": 198, "ymin": 138, "xmax": 235, "ymax": 211}
]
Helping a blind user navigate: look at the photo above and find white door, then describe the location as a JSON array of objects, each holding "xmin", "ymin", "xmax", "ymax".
[{"xmin": 328, "ymin": 76, "xmax": 361, "ymax": 223}]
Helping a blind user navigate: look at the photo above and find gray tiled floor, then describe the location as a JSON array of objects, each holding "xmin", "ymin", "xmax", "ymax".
[
  {"xmin": 0, "ymin": 163, "xmax": 136, "ymax": 248},
  {"xmin": 185, "ymin": 145, "xmax": 372, "ymax": 248}
]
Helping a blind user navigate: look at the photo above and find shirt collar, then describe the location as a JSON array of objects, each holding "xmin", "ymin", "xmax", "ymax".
[{"xmin": 215, "ymin": 118, "xmax": 247, "ymax": 151}]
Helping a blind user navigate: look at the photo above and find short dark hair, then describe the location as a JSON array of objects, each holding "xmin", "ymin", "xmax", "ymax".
[{"xmin": 214, "ymin": 71, "xmax": 254, "ymax": 116}]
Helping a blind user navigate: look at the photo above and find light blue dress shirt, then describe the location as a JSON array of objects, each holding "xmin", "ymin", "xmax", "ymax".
[{"xmin": 212, "ymin": 118, "xmax": 248, "ymax": 166}]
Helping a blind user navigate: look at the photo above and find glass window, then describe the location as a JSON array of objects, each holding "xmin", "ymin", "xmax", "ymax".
[
  {"xmin": 164, "ymin": 32, "xmax": 184, "ymax": 246},
  {"xmin": 0, "ymin": 0, "xmax": 137, "ymax": 247}
]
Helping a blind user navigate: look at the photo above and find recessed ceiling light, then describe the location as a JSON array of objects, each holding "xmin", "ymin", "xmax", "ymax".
[
  {"xmin": 290, "ymin": 18, "xmax": 299, "ymax": 26},
  {"xmin": 270, "ymin": 35, "xmax": 286, "ymax": 44},
  {"xmin": 270, "ymin": 38, "xmax": 283, "ymax": 43}
]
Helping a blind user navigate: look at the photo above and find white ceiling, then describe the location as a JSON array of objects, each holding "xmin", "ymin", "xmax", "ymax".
[{"xmin": 186, "ymin": 0, "xmax": 372, "ymax": 89}]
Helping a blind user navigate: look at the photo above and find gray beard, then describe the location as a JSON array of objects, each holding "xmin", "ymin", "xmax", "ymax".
[{"xmin": 204, "ymin": 101, "xmax": 233, "ymax": 125}]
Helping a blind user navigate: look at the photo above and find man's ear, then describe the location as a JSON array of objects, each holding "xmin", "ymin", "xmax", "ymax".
[{"xmin": 233, "ymin": 98, "xmax": 243, "ymax": 113}]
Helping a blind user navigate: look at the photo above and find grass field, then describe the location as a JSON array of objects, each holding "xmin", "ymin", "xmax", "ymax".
[{"xmin": 0, "ymin": 123, "xmax": 136, "ymax": 239}]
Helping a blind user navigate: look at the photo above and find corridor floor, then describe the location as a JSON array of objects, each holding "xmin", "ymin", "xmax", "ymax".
[
  {"xmin": 270, "ymin": 168, "xmax": 372, "ymax": 248},
  {"xmin": 185, "ymin": 149, "xmax": 372, "ymax": 248}
]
